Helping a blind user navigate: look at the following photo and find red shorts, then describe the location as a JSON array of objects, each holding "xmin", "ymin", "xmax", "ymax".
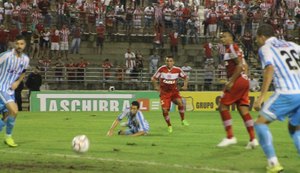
[
  {"xmin": 160, "ymin": 90, "xmax": 182, "ymax": 110},
  {"xmin": 220, "ymin": 75, "xmax": 250, "ymax": 106}
]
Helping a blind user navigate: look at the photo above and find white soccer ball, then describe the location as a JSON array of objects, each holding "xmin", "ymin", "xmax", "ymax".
[{"xmin": 72, "ymin": 135, "xmax": 90, "ymax": 153}]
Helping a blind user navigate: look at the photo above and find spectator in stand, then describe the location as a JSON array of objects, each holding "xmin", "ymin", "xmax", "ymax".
[
  {"xmin": 40, "ymin": 27, "xmax": 50, "ymax": 58},
  {"xmin": 105, "ymin": 9, "xmax": 115, "ymax": 41},
  {"xmin": 144, "ymin": 4, "xmax": 154, "ymax": 34},
  {"xmin": 3, "ymin": 0, "xmax": 14, "ymax": 28},
  {"xmin": 252, "ymin": 9, "xmax": 263, "ymax": 38},
  {"xmin": 135, "ymin": 51, "xmax": 144, "ymax": 73},
  {"xmin": 274, "ymin": 25, "xmax": 285, "ymax": 40},
  {"xmin": 203, "ymin": 39, "xmax": 213, "ymax": 62},
  {"xmin": 25, "ymin": 66, "xmax": 42, "ymax": 99},
  {"xmin": 133, "ymin": 7, "xmax": 143, "ymax": 32},
  {"xmin": 241, "ymin": 30, "xmax": 253, "ymax": 60},
  {"xmin": 0, "ymin": 25, "xmax": 8, "ymax": 53},
  {"xmin": 31, "ymin": 31, "xmax": 40, "ymax": 59},
  {"xmin": 102, "ymin": 58, "xmax": 113, "ymax": 80},
  {"xmin": 163, "ymin": 5, "xmax": 173, "ymax": 33},
  {"xmin": 181, "ymin": 62, "xmax": 192, "ymax": 77},
  {"xmin": 206, "ymin": 7, "xmax": 218, "ymax": 38},
  {"xmin": 285, "ymin": 15, "xmax": 297, "ymax": 40},
  {"xmin": 96, "ymin": 21, "xmax": 105, "ymax": 55},
  {"xmin": 186, "ymin": 17, "xmax": 199, "ymax": 44},
  {"xmin": 14, "ymin": 80, "xmax": 24, "ymax": 111},
  {"xmin": 125, "ymin": 48, "xmax": 136, "ymax": 74},
  {"xmin": 175, "ymin": 5, "xmax": 184, "ymax": 35},
  {"xmin": 217, "ymin": 61, "xmax": 226, "ymax": 83},
  {"xmin": 153, "ymin": 23, "xmax": 164, "ymax": 49},
  {"xmin": 56, "ymin": 0, "xmax": 68, "ymax": 29},
  {"xmin": 149, "ymin": 51, "xmax": 160, "ymax": 74},
  {"xmin": 50, "ymin": 27, "xmax": 60, "ymax": 59},
  {"xmin": 249, "ymin": 74, "xmax": 260, "ymax": 92},
  {"xmin": 60, "ymin": 24, "xmax": 70, "ymax": 60},
  {"xmin": 38, "ymin": 0, "xmax": 51, "ymax": 28},
  {"xmin": 169, "ymin": 29, "xmax": 179, "ymax": 58},
  {"xmin": 70, "ymin": 24, "xmax": 82, "ymax": 54},
  {"xmin": 31, "ymin": 7, "xmax": 42, "ymax": 33},
  {"xmin": 77, "ymin": 57, "xmax": 89, "ymax": 82},
  {"xmin": 7, "ymin": 25, "xmax": 19, "ymax": 50},
  {"xmin": 19, "ymin": 0, "xmax": 31, "ymax": 31},
  {"xmin": 85, "ymin": 0, "xmax": 99, "ymax": 34},
  {"xmin": 217, "ymin": 42, "xmax": 225, "ymax": 64}
]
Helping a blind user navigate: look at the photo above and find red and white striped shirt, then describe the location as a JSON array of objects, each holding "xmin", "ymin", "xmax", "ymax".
[{"xmin": 60, "ymin": 28, "xmax": 70, "ymax": 42}]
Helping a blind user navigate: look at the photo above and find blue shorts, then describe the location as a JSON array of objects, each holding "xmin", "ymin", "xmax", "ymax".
[
  {"xmin": 260, "ymin": 93, "xmax": 300, "ymax": 126},
  {"xmin": 0, "ymin": 91, "xmax": 15, "ymax": 114}
]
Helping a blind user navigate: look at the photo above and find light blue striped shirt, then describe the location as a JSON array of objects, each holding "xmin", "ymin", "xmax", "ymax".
[
  {"xmin": 259, "ymin": 37, "xmax": 300, "ymax": 93},
  {"xmin": 0, "ymin": 49, "xmax": 30, "ymax": 93},
  {"xmin": 118, "ymin": 108, "xmax": 150, "ymax": 132}
]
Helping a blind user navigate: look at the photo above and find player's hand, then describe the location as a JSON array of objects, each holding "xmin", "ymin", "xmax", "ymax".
[
  {"xmin": 11, "ymin": 81, "xmax": 20, "ymax": 90},
  {"xmin": 106, "ymin": 130, "xmax": 113, "ymax": 136},
  {"xmin": 181, "ymin": 85, "xmax": 188, "ymax": 90},
  {"xmin": 254, "ymin": 96, "xmax": 263, "ymax": 111},
  {"xmin": 225, "ymin": 81, "xmax": 233, "ymax": 91}
]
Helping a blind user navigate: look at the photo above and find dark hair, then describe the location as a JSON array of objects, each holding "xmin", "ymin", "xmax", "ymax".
[
  {"xmin": 221, "ymin": 29, "xmax": 236, "ymax": 41},
  {"xmin": 131, "ymin": 101, "xmax": 140, "ymax": 109},
  {"xmin": 15, "ymin": 35, "xmax": 26, "ymax": 41},
  {"xmin": 256, "ymin": 24, "xmax": 274, "ymax": 37}
]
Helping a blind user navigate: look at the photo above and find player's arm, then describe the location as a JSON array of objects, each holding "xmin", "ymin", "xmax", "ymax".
[
  {"xmin": 131, "ymin": 131, "xmax": 146, "ymax": 137},
  {"xmin": 254, "ymin": 65, "xmax": 274, "ymax": 111},
  {"xmin": 106, "ymin": 118, "xmax": 120, "ymax": 136},
  {"xmin": 225, "ymin": 56, "xmax": 243, "ymax": 91},
  {"xmin": 181, "ymin": 76, "xmax": 188, "ymax": 90},
  {"xmin": 151, "ymin": 76, "xmax": 160, "ymax": 91},
  {"xmin": 11, "ymin": 72, "xmax": 26, "ymax": 90}
]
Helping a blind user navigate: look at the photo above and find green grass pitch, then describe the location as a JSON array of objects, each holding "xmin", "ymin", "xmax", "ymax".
[{"xmin": 0, "ymin": 111, "xmax": 299, "ymax": 173}]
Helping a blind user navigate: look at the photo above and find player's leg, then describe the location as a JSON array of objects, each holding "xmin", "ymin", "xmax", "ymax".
[
  {"xmin": 237, "ymin": 105, "xmax": 258, "ymax": 149},
  {"xmin": 217, "ymin": 102, "xmax": 237, "ymax": 147},
  {"xmin": 160, "ymin": 95, "xmax": 172, "ymax": 133},
  {"xmin": 4, "ymin": 101, "xmax": 18, "ymax": 147},
  {"xmin": 254, "ymin": 93, "xmax": 289, "ymax": 172},
  {"xmin": 288, "ymin": 107, "xmax": 300, "ymax": 155},
  {"xmin": 173, "ymin": 97, "xmax": 189, "ymax": 126}
]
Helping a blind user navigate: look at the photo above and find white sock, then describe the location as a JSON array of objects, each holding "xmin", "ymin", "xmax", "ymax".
[{"xmin": 268, "ymin": 156, "xmax": 279, "ymax": 166}]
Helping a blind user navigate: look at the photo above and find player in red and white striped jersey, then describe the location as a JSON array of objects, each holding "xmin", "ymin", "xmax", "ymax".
[{"xmin": 151, "ymin": 56, "xmax": 189, "ymax": 133}]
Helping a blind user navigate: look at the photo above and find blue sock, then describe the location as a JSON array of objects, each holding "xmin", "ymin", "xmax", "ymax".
[
  {"xmin": 254, "ymin": 124, "xmax": 276, "ymax": 159},
  {"xmin": 0, "ymin": 119, "xmax": 5, "ymax": 132},
  {"xmin": 6, "ymin": 116, "xmax": 15, "ymax": 136},
  {"xmin": 292, "ymin": 130, "xmax": 300, "ymax": 155}
]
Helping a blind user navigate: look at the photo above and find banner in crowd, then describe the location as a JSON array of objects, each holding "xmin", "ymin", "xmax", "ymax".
[{"xmin": 30, "ymin": 91, "xmax": 273, "ymax": 112}]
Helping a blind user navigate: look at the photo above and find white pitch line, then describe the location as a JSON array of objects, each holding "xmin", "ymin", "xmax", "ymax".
[{"xmin": 0, "ymin": 150, "xmax": 253, "ymax": 173}]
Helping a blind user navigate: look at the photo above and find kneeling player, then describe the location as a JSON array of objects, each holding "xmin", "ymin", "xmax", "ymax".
[{"xmin": 107, "ymin": 101, "xmax": 149, "ymax": 136}]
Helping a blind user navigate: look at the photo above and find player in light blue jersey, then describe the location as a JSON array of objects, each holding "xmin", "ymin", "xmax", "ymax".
[
  {"xmin": 0, "ymin": 35, "xmax": 30, "ymax": 147},
  {"xmin": 254, "ymin": 24, "xmax": 300, "ymax": 173},
  {"xmin": 107, "ymin": 101, "xmax": 150, "ymax": 136}
]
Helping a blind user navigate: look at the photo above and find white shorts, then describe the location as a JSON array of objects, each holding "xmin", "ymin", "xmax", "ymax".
[
  {"xmin": 51, "ymin": 42, "xmax": 60, "ymax": 50},
  {"xmin": 60, "ymin": 42, "xmax": 69, "ymax": 50},
  {"xmin": 209, "ymin": 24, "xmax": 217, "ymax": 32}
]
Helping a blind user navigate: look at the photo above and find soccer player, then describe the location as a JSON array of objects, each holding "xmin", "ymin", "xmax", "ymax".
[
  {"xmin": 0, "ymin": 35, "xmax": 30, "ymax": 147},
  {"xmin": 254, "ymin": 24, "xmax": 300, "ymax": 173},
  {"xmin": 107, "ymin": 101, "xmax": 149, "ymax": 137},
  {"xmin": 151, "ymin": 56, "xmax": 189, "ymax": 133},
  {"xmin": 217, "ymin": 31, "xmax": 258, "ymax": 148}
]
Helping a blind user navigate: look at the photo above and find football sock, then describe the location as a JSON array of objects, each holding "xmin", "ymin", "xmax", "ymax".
[
  {"xmin": 178, "ymin": 105, "xmax": 185, "ymax": 121},
  {"xmin": 163, "ymin": 112, "xmax": 171, "ymax": 126},
  {"xmin": 0, "ymin": 119, "xmax": 5, "ymax": 132},
  {"xmin": 292, "ymin": 130, "xmax": 300, "ymax": 155},
  {"xmin": 241, "ymin": 113, "xmax": 255, "ymax": 141},
  {"xmin": 220, "ymin": 110, "xmax": 233, "ymax": 139},
  {"xmin": 255, "ymin": 124, "xmax": 277, "ymax": 163},
  {"xmin": 6, "ymin": 115, "xmax": 15, "ymax": 136}
]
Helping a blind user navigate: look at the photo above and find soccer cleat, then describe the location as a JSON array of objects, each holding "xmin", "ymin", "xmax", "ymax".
[
  {"xmin": 245, "ymin": 138, "xmax": 259, "ymax": 149},
  {"xmin": 168, "ymin": 126, "xmax": 173, "ymax": 133},
  {"xmin": 217, "ymin": 137, "xmax": 237, "ymax": 147},
  {"xmin": 266, "ymin": 164, "xmax": 284, "ymax": 173},
  {"xmin": 4, "ymin": 137, "xmax": 18, "ymax": 147},
  {"xmin": 181, "ymin": 120, "xmax": 190, "ymax": 126}
]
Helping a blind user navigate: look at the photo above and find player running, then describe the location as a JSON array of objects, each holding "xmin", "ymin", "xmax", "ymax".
[
  {"xmin": 217, "ymin": 30, "xmax": 258, "ymax": 149},
  {"xmin": 151, "ymin": 56, "xmax": 189, "ymax": 133},
  {"xmin": 254, "ymin": 24, "xmax": 300, "ymax": 173},
  {"xmin": 107, "ymin": 101, "xmax": 149, "ymax": 136},
  {"xmin": 0, "ymin": 35, "xmax": 30, "ymax": 147}
]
